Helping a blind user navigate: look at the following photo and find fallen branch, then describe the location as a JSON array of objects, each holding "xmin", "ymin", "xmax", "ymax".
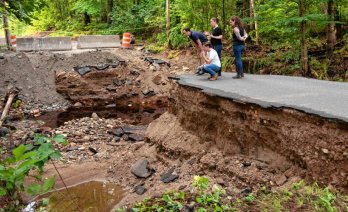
[{"xmin": 0, "ymin": 87, "xmax": 19, "ymax": 127}]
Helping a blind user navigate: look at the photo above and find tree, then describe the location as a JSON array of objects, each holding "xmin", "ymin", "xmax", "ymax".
[
  {"xmin": 299, "ymin": 0, "xmax": 309, "ymax": 75},
  {"xmin": 166, "ymin": 0, "xmax": 170, "ymax": 49},
  {"xmin": 326, "ymin": 0, "xmax": 336, "ymax": 57}
]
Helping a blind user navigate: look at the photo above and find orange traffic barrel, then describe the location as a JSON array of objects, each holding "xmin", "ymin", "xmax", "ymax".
[
  {"xmin": 10, "ymin": 35, "xmax": 16, "ymax": 46},
  {"xmin": 122, "ymin": 32, "xmax": 131, "ymax": 48}
]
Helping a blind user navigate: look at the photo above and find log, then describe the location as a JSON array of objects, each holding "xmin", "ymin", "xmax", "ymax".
[{"xmin": 0, "ymin": 88, "xmax": 18, "ymax": 127}]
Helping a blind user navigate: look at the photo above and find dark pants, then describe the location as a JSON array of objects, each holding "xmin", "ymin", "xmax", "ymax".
[
  {"xmin": 213, "ymin": 44, "xmax": 222, "ymax": 59},
  {"xmin": 233, "ymin": 44, "xmax": 245, "ymax": 75}
]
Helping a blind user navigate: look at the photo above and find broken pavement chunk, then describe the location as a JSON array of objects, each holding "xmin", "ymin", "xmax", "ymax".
[{"xmin": 74, "ymin": 66, "xmax": 91, "ymax": 76}]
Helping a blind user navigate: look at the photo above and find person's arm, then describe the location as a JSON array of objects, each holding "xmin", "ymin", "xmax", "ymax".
[
  {"xmin": 201, "ymin": 52, "xmax": 212, "ymax": 64},
  {"xmin": 210, "ymin": 35, "xmax": 223, "ymax": 39},
  {"xmin": 196, "ymin": 39, "xmax": 204, "ymax": 52},
  {"xmin": 233, "ymin": 27, "xmax": 246, "ymax": 41}
]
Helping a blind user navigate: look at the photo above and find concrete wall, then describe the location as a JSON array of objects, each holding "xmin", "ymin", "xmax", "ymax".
[
  {"xmin": 16, "ymin": 37, "xmax": 72, "ymax": 51},
  {"xmin": 77, "ymin": 35, "xmax": 121, "ymax": 49}
]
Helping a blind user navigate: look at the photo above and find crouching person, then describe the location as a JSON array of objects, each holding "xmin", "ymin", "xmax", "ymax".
[{"xmin": 199, "ymin": 42, "xmax": 221, "ymax": 81}]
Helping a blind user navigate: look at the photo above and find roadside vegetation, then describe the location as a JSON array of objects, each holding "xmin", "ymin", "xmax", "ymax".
[
  {"xmin": 117, "ymin": 176, "xmax": 348, "ymax": 212},
  {"xmin": 0, "ymin": 134, "xmax": 67, "ymax": 211}
]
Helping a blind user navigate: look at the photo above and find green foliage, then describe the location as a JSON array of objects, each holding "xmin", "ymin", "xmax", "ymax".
[
  {"xmin": 11, "ymin": 100, "xmax": 21, "ymax": 109},
  {"xmin": 0, "ymin": 134, "xmax": 67, "ymax": 210},
  {"xmin": 128, "ymin": 178, "xmax": 347, "ymax": 211}
]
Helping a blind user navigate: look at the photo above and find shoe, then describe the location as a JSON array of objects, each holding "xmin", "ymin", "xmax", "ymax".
[
  {"xmin": 233, "ymin": 74, "xmax": 241, "ymax": 79},
  {"xmin": 209, "ymin": 75, "xmax": 218, "ymax": 81},
  {"xmin": 241, "ymin": 73, "xmax": 244, "ymax": 77}
]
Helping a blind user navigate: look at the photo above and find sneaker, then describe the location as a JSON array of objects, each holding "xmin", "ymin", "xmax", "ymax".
[
  {"xmin": 209, "ymin": 75, "xmax": 218, "ymax": 81},
  {"xmin": 232, "ymin": 74, "xmax": 241, "ymax": 79}
]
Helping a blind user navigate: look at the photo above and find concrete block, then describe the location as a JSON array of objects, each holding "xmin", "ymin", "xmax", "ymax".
[
  {"xmin": 0, "ymin": 37, "xmax": 6, "ymax": 46},
  {"xmin": 77, "ymin": 35, "xmax": 121, "ymax": 49},
  {"xmin": 16, "ymin": 37, "xmax": 72, "ymax": 51}
]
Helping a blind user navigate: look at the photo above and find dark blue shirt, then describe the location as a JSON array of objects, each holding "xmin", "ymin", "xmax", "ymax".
[{"xmin": 189, "ymin": 31, "xmax": 208, "ymax": 44}]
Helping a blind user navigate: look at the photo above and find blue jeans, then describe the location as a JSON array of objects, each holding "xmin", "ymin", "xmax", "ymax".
[
  {"xmin": 203, "ymin": 64, "xmax": 220, "ymax": 77},
  {"xmin": 233, "ymin": 45, "xmax": 245, "ymax": 75},
  {"xmin": 213, "ymin": 44, "xmax": 222, "ymax": 59}
]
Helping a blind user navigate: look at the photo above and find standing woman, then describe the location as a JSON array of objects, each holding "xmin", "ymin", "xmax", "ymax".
[
  {"xmin": 230, "ymin": 16, "xmax": 248, "ymax": 79},
  {"xmin": 210, "ymin": 17, "xmax": 223, "ymax": 76}
]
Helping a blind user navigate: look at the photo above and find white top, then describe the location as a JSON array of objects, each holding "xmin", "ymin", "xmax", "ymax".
[{"xmin": 207, "ymin": 49, "xmax": 221, "ymax": 67}]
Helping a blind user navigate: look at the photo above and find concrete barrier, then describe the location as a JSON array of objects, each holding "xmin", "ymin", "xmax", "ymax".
[
  {"xmin": 16, "ymin": 37, "xmax": 72, "ymax": 51},
  {"xmin": 0, "ymin": 37, "xmax": 6, "ymax": 46},
  {"xmin": 77, "ymin": 35, "xmax": 121, "ymax": 49}
]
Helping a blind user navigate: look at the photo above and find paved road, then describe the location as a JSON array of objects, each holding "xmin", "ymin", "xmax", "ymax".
[{"xmin": 178, "ymin": 73, "xmax": 348, "ymax": 123}]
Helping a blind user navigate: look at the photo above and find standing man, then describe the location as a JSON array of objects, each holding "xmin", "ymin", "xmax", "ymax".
[
  {"xmin": 183, "ymin": 27, "xmax": 208, "ymax": 55},
  {"xmin": 209, "ymin": 17, "xmax": 223, "ymax": 76}
]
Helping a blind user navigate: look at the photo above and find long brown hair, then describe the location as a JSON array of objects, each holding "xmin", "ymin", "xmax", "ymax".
[{"xmin": 230, "ymin": 16, "xmax": 243, "ymax": 28}]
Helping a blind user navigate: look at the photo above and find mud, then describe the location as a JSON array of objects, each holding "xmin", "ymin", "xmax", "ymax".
[{"xmin": 163, "ymin": 85, "xmax": 348, "ymax": 191}]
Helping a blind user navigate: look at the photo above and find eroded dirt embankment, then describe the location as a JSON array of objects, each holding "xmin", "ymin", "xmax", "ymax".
[{"xmin": 148, "ymin": 85, "xmax": 348, "ymax": 191}]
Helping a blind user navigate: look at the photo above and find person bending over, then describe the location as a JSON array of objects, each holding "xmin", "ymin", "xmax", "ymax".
[
  {"xmin": 198, "ymin": 42, "xmax": 221, "ymax": 81},
  {"xmin": 183, "ymin": 27, "xmax": 208, "ymax": 56}
]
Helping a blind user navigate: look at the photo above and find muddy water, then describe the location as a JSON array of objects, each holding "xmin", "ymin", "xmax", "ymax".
[{"xmin": 44, "ymin": 181, "xmax": 125, "ymax": 212}]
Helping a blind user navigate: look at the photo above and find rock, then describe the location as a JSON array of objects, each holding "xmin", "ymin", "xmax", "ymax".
[
  {"xmin": 142, "ymin": 88, "xmax": 155, "ymax": 97},
  {"xmin": 242, "ymin": 161, "xmax": 252, "ymax": 167},
  {"xmin": 178, "ymin": 185, "xmax": 187, "ymax": 190},
  {"xmin": 322, "ymin": 148, "xmax": 329, "ymax": 154},
  {"xmin": 182, "ymin": 66, "xmax": 190, "ymax": 71},
  {"xmin": 91, "ymin": 112, "xmax": 99, "ymax": 120},
  {"xmin": 113, "ymin": 79, "xmax": 125, "ymax": 86},
  {"xmin": 241, "ymin": 187, "xmax": 252, "ymax": 196},
  {"xmin": 122, "ymin": 134, "xmax": 129, "ymax": 141},
  {"xmin": 108, "ymin": 128, "xmax": 124, "ymax": 137},
  {"xmin": 89, "ymin": 147, "xmax": 98, "ymax": 154},
  {"xmin": 153, "ymin": 63, "xmax": 161, "ymax": 71},
  {"xmin": 106, "ymin": 85, "xmax": 117, "ymax": 91},
  {"xmin": 216, "ymin": 177, "xmax": 226, "ymax": 186},
  {"xmin": 134, "ymin": 185, "xmax": 147, "ymax": 195},
  {"xmin": 131, "ymin": 159, "xmax": 153, "ymax": 178},
  {"xmin": 83, "ymin": 135, "xmax": 91, "ymax": 142},
  {"xmin": 274, "ymin": 174, "xmax": 287, "ymax": 186},
  {"xmin": 128, "ymin": 134, "xmax": 145, "ymax": 142},
  {"xmin": 130, "ymin": 69, "xmax": 140, "ymax": 76},
  {"xmin": 74, "ymin": 102, "xmax": 82, "ymax": 107},
  {"xmin": 0, "ymin": 53, "xmax": 4, "ymax": 59},
  {"xmin": 112, "ymin": 136, "xmax": 121, "ymax": 142},
  {"xmin": 152, "ymin": 75, "xmax": 162, "ymax": 85},
  {"xmin": 0, "ymin": 127, "xmax": 10, "ymax": 137},
  {"xmin": 66, "ymin": 147, "xmax": 78, "ymax": 152},
  {"xmin": 160, "ymin": 167, "xmax": 179, "ymax": 183}
]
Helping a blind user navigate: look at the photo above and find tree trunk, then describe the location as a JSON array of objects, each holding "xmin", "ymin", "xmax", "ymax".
[
  {"xmin": 326, "ymin": 0, "xmax": 336, "ymax": 57},
  {"xmin": 299, "ymin": 0, "xmax": 309, "ymax": 76},
  {"xmin": 84, "ymin": 12, "xmax": 91, "ymax": 26},
  {"xmin": 242, "ymin": 0, "xmax": 250, "ymax": 32},
  {"xmin": 222, "ymin": 0, "xmax": 225, "ymax": 31},
  {"xmin": 2, "ymin": 15, "xmax": 11, "ymax": 50},
  {"xmin": 107, "ymin": 0, "xmax": 114, "ymax": 24},
  {"xmin": 166, "ymin": 0, "xmax": 170, "ymax": 49},
  {"xmin": 250, "ymin": 0, "xmax": 259, "ymax": 44}
]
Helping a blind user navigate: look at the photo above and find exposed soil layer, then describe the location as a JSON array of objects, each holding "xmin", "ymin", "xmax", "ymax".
[{"xmin": 166, "ymin": 85, "xmax": 348, "ymax": 191}]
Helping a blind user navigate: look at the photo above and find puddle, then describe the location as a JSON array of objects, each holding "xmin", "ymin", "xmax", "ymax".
[{"xmin": 42, "ymin": 181, "xmax": 125, "ymax": 212}]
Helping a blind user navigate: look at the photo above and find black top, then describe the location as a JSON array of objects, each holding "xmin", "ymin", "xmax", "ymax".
[
  {"xmin": 211, "ymin": 27, "xmax": 223, "ymax": 46},
  {"xmin": 189, "ymin": 31, "xmax": 208, "ymax": 44},
  {"xmin": 232, "ymin": 27, "xmax": 245, "ymax": 46}
]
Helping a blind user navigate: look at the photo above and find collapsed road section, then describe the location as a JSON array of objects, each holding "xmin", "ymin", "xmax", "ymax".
[{"xmin": 156, "ymin": 73, "xmax": 348, "ymax": 191}]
